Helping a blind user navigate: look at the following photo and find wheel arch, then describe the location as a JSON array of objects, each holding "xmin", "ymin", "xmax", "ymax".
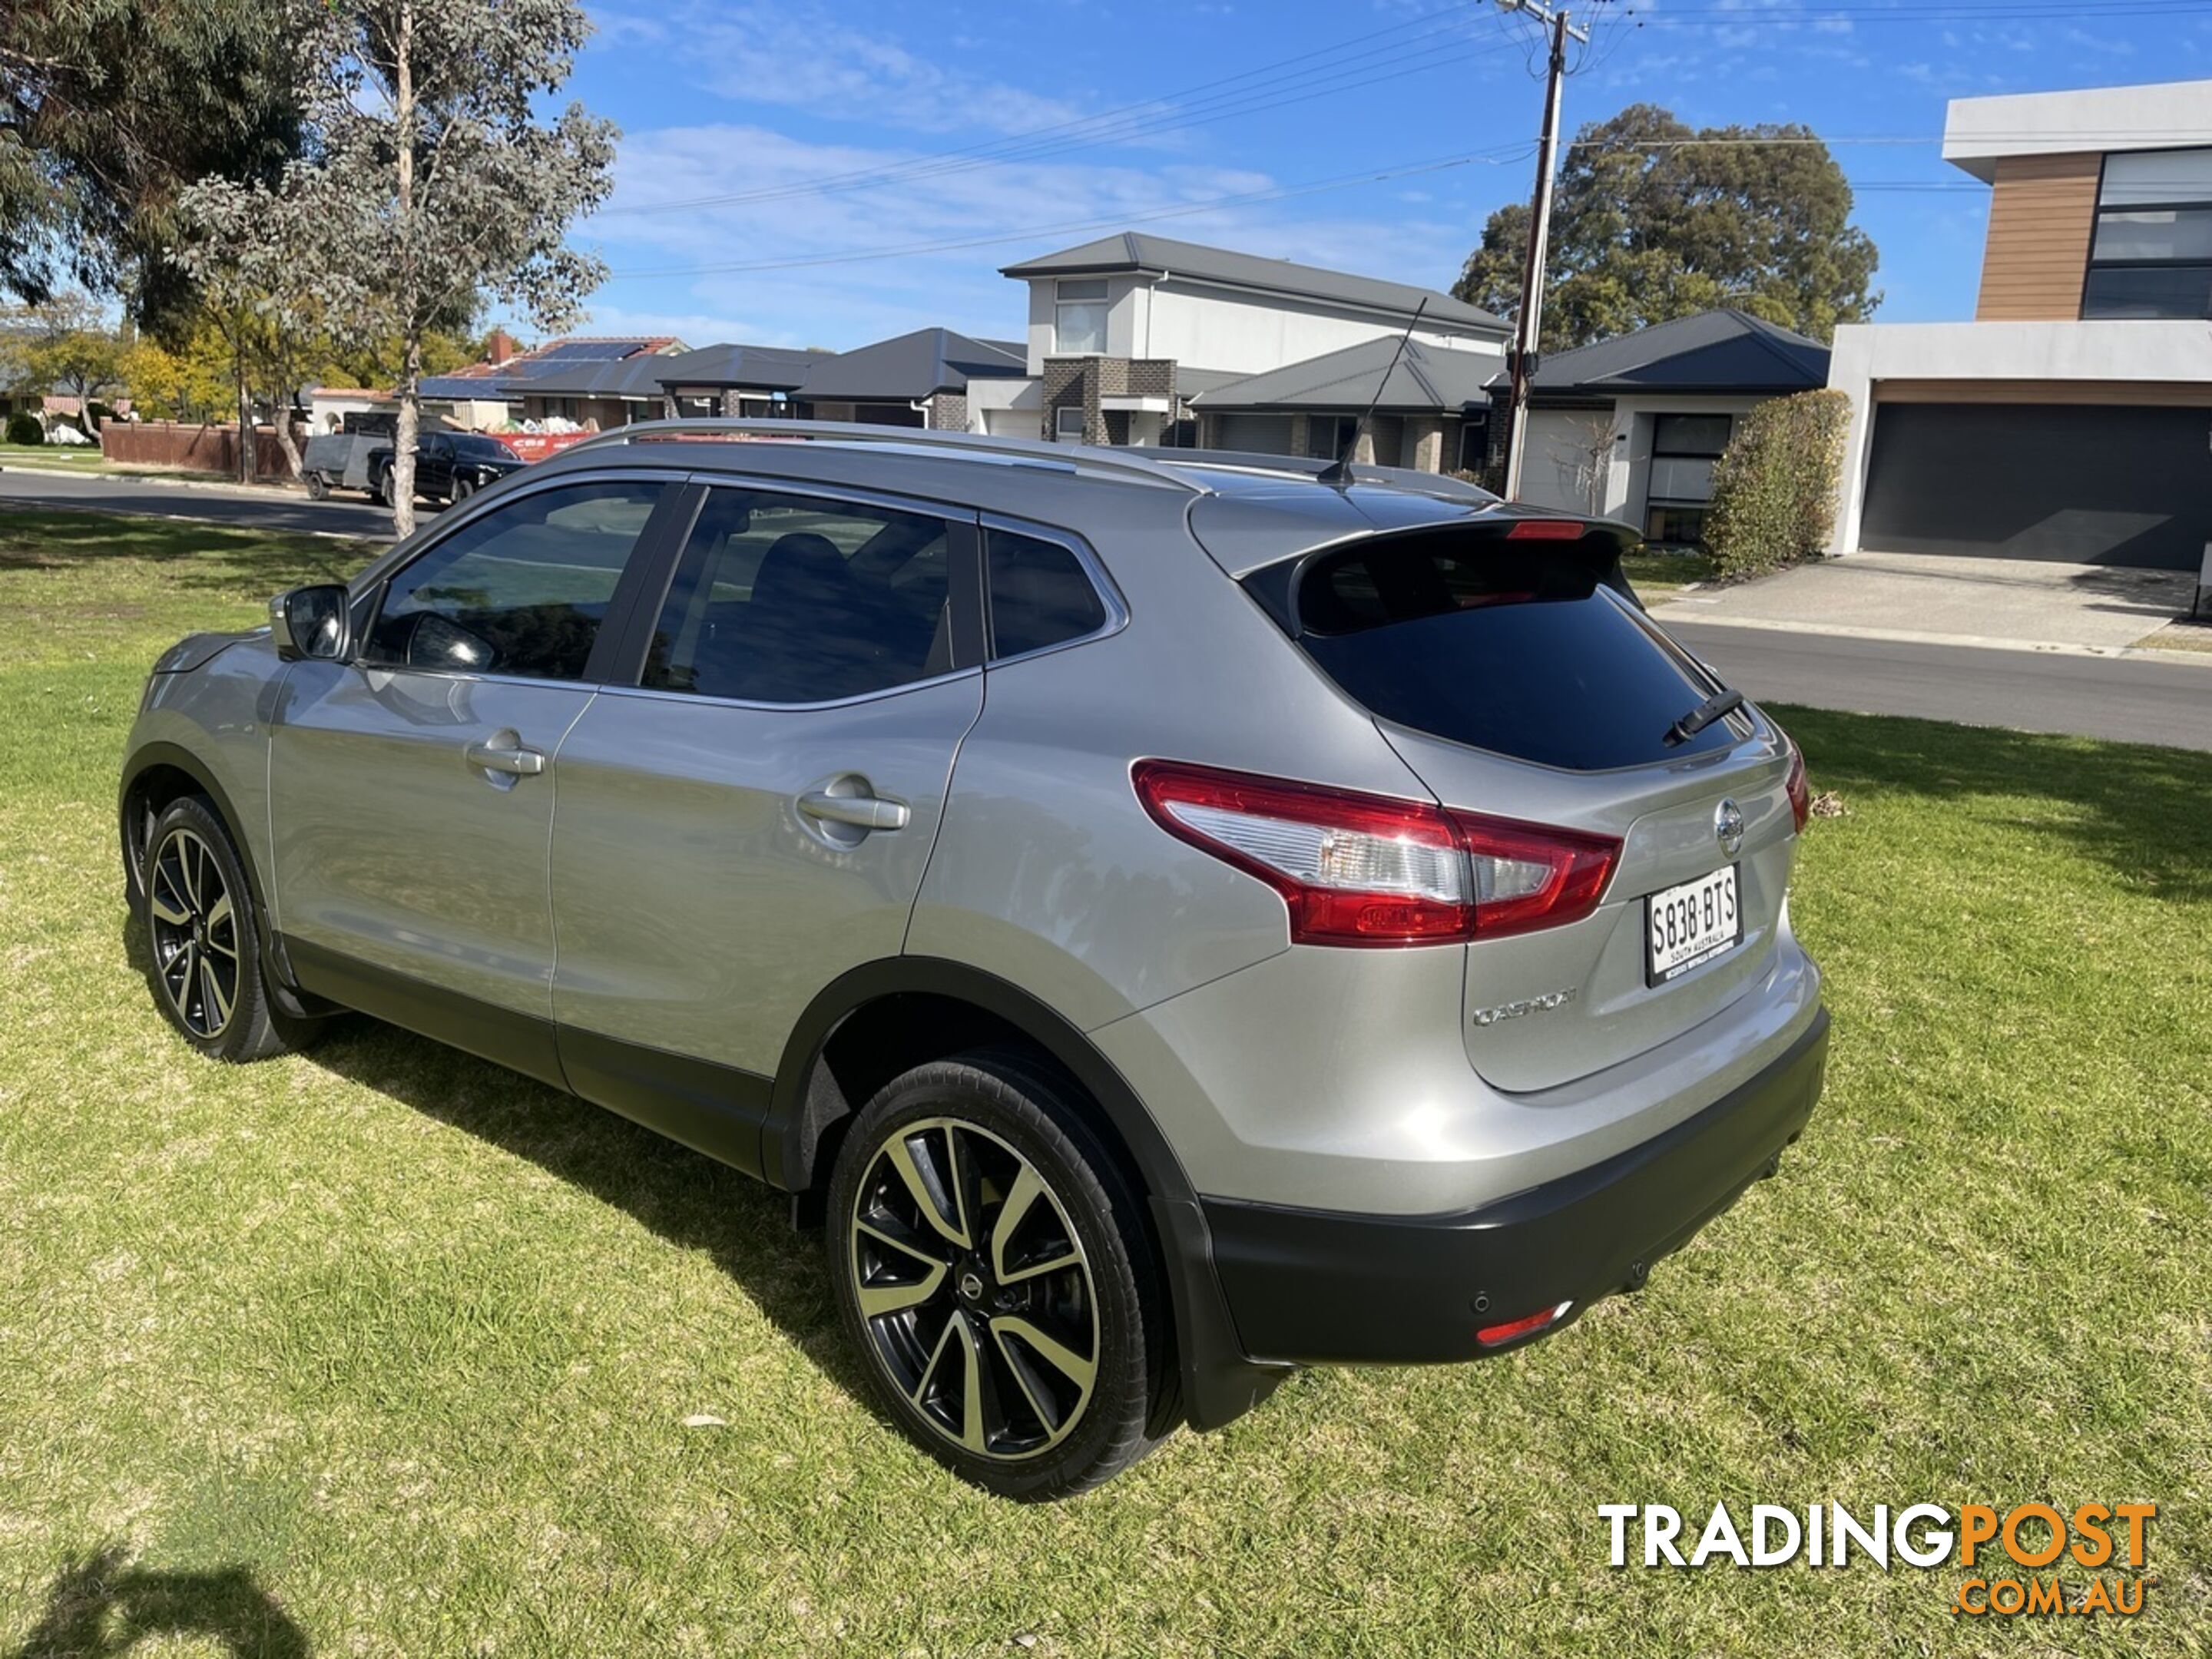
[{"xmin": 767, "ymin": 957, "xmax": 1287, "ymax": 1432}]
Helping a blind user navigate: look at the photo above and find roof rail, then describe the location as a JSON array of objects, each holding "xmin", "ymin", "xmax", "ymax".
[{"xmin": 557, "ymin": 417, "xmax": 1210, "ymax": 494}]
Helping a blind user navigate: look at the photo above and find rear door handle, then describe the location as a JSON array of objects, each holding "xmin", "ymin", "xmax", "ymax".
[
  {"xmin": 798, "ymin": 789, "xmax": 910, "ymax": 832},
  {"xmin": 465, "ymin": 736, "xmax": 546, "ymax": 777}
]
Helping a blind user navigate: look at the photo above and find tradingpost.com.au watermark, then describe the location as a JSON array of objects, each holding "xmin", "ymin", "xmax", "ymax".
[{"xmin": 1601, "ymin": 1502, "xmax": 2158, "ymax": 1618}]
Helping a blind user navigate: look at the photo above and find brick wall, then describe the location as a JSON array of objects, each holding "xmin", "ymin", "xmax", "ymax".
[{"xmin": 929, "ymin": 392, "xmax": 969, "ymax": 432}]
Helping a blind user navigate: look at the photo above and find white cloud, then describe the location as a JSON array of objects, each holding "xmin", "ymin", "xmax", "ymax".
[{"xmin": 568, "ymin": 123, "xmax": 1483, "ymax": 349}]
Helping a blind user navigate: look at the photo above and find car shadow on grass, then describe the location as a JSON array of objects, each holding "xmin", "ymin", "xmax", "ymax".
[
  {"xmin": 300, "ymin": 1012, "xmax": 874, "ymax": 1402},
  {"xmin": 8, "ymin": 1546, "xmax": 308, "ymax": 1659}
]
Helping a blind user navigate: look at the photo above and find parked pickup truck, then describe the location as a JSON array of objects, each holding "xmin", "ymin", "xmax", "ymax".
[{"xmin": 302, "ymin": 428, "xmax": 523, "ymax": 505}]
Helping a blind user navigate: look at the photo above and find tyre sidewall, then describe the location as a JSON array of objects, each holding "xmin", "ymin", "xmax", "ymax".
[{"xmin": 827, "ymin": 1058, "xmax": 1157, "ymax": 1500}]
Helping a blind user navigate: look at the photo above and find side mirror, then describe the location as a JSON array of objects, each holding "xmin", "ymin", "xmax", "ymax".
[{"xmin": 270, "ymin": 584, "xmax": 352, "ymax": 662}]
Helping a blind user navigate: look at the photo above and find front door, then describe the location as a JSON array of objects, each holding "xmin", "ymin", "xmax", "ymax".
[
  {"xmin": 270, "ymin": 475, "xmax": 678, "ymax": 1078},
  {"xmin": 548, "ymin": 482, "xmax": 984, "ymax": 1166}
]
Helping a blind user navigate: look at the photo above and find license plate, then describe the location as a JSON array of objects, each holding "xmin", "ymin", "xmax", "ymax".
[{"xmin": 1646, "ymin": 865, "xmax": 1740, "ymax": 985}]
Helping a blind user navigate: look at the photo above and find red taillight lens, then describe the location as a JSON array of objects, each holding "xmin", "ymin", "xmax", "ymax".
[
  {"xmin": 1447, "ymin": 810, "xmax": 1620, "ymax": 939},
  {"xmin": 1131, "ymin": 760, "xmax": 1620, "ymax": 948},
  {"xmin": 1477, "ymin": 1300, "xmax": 1573, "ymax": 1347},
  {"xmin": 1505, "ymin": 517, "xmax": 1586, "ymax": 541},
  {"xmin": 1783, "ymin": 742, "xmax": 1810, "ymax": 833}
]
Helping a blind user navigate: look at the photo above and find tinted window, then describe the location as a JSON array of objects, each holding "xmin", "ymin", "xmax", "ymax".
[
  {"xmin": 449, "ymin": 434, "xmax": 518, "ymax": 462},
  {"xmin": 642, "ymin": 488, "xmax": 954, "ymax": 704},
  {"xmin": 363, "ymin": 480, "xmax": 661, "ymax": 680},
  {"xmin": 1274, "ymin": 535, "xmax": 1739, "ymax": 771},
  {"xmin": 988, "ymin": 529, "xmax": 1108, "ymax": 658}
]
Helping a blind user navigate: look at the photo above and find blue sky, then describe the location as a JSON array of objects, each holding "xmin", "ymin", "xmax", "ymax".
[{"xmin": 558, "ymin": 0, "xmax": 2212, "ymax": 350}]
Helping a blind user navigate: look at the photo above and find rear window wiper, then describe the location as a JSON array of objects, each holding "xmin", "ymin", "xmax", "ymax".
[{"xmin": 1666, "ymin": 687, "xmax": 1743, "ymax": 747}]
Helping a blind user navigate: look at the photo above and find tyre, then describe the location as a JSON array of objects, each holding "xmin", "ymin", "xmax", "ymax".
[
  {"xmin": 376, "ymin": 466, "xmax": 398, "ymax": 508},
  {"xmin": 826, "ymin": 1051, "xmax": 1171, "ymax": 1499},
  {"xmin": 451, "ymin": 475, "xmax": 475, "ymax": 504},
  {"xmin": 137, "ymin": 796, "xmax": 313, "ymax": 1063},
  {"xmin": 305, "ymin": 472, "xmax": 329, "ymax": 500}
]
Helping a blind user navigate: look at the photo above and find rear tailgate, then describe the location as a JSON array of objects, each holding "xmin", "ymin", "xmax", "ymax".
[{"xmin": 1237, "ymin": 512, "xmax": 1803, "ymax": 1094}]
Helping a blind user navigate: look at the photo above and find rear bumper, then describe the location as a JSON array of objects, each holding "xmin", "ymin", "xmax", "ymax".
[{"xmin": 1200, "ymin": 1006, "xmax": 1828, "ymax": 1365}]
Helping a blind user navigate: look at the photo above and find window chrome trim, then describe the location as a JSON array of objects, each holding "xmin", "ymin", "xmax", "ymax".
[
  {"xmin": 594, "ymin": 664, "xmax": 982, "ymax": 715},
  {"xmin": 978, "ymin": 512, "xmax": 1131, "ymax": 667}
]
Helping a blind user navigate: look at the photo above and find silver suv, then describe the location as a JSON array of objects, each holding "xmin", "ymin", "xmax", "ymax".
[{"xmin": 120, "ymin": 422, "xmax": 1826, "ymax": 1499}]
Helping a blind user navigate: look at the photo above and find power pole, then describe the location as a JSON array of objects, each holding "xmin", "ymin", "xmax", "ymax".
[{"xmin": 1497, "ymin": 0, "xmax": 1587, "ymax": 502}]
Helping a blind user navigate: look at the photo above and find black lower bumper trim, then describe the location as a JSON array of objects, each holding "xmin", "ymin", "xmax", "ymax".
[{"xmin": 1202, "ymin": 1008, "xmax": 1829, "ymax": 1366}]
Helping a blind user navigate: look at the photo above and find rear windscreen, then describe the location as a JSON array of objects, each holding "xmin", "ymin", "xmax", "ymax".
[{"xmin": 1262, "ymin": 533, "xmax": 1740, "ymax": 772}]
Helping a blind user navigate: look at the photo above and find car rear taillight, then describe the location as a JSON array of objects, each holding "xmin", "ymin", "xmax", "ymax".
[
  {"xmin": 1131, "ymin": 760, "xmax": 1619, "ymax": 948},
  {"xmin": 1783, "ymin": 741, "xmax": 1810, "ymax": 833},
  {"xmin": 1505, "ymin": 518, "xmax": 1586, "ymax": 541}
]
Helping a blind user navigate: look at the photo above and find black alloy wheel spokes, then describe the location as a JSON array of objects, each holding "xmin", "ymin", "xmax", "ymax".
[{"xmin": 849, "ymin": 1117, "xmax": 1101, "ymax": 1460}]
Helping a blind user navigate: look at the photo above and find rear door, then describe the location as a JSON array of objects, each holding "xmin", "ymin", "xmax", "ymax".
[
  {"xmin": 1247, "ymin": 522, "xmax": 1798, "ymax": 1092},
  {"xmin": 270, "ymin": 474, "xmax": 680, "ymax": 1078},
  {"xmin": 547, "ymin": 479, "xmax": 986, "ymax": 1145}
]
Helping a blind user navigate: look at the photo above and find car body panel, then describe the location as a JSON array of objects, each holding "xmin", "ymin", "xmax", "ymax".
[
  {"xmin": 267, "ymin": 659, "xmax": 596, "ymax": 1018},
  {"xmin": 548, "ymin": 671, "xmax": 986, "ymax": 1075}
]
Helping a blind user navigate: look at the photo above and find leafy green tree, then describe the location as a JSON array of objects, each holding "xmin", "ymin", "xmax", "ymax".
[
  {"xmin": 1455, "ymin": 104, "xmax": 1880, "ymax": 351},
  {"xmin": 0, "ymin": 0, "xmax": 299, "ymax": 337},
  {"xmin": 181, "ymin": 0, "xmax": 616, "ymax": 531}
]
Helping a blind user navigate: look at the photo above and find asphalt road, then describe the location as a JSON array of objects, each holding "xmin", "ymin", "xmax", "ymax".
[
  {"xmin": 1670, "ymin": 621, "xmax": 2210, "ymax": 755},
  {"xmin": 0, "ymin": 467, "xmax": 398, "ymax": 539},
  {"xmin": 2, "ymin": 469, "xmax": 2204, "ymax": 753}
]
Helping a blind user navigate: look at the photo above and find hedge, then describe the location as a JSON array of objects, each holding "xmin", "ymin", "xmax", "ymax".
[
  {"xmin": 1704, "ymin": 388, "xmax": 1851, "ymax": 579},
  {"xmin": 4, "ymin": 412, "xmax": 43, "ymax": 447}
]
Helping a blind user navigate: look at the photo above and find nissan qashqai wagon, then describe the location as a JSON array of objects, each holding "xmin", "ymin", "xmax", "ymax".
[{"xmin": 121, "ymin": 421, "xmax": 1827, "ymax": 1499}]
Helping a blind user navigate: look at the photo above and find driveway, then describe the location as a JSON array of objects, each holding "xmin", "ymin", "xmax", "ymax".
[{"xmin": 1651, "ymin": 549, "xmax": 2199, "ymax": 654}]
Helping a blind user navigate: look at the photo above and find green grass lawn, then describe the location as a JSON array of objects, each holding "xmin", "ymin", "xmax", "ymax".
[
  {"xmin": 1623, "ymin": 545, "xmax": 1719, "ymax": 601},
  {"xmin": 0, "ymin": 442, "xmax": 230, "ymax": 482},
  {"xmin": 1, "ymin": 508, "xmax": 2207, "ymax": 1656}
]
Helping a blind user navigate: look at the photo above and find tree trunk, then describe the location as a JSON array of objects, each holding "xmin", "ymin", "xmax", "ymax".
[
  {"xmin": 267, "ymin": 396, "xmax": 304, "ymax": 480},
  {"xmin": 390, "ymin": 0, "xmax": 418, "ymax": 538},
  {"xmin": 235, "ymin": 361, "xmax": 253, "ymax": 485}
]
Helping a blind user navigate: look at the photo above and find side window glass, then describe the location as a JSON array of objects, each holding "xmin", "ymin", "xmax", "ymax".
[
  {"xmin": 988, "ymin": 528, "xmax": 1108, "ymax": 658},
  {"xmin": 641, "ymin": 488, "xmax": 955, "ymax": 704},
  {"xmin": 362, "ymin": 480, "xmax": 662, "ymax": 680}
]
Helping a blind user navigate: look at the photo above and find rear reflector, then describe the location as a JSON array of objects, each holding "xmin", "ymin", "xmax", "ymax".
[
  {"xmin": 1505, "ymin": 518, "xmax": 1587, "ymax": 540},
  {"xmin": 1477, "ymin": 1300, "xmax": 1573, "ymax": 1347},
  {"xmin": 1131, "ymin": 760, "xmax": 1620, "ymax": 947}
]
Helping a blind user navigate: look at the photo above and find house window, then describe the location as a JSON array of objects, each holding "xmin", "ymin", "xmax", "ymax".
[
  {"xmin": 1307, "ymin": 413, "xmax": 1359, "ymax": 461},
  {"xmin": 1055, "ymin": 406, "xmax": 1086, "ymax": 443},
  {"xmin": 1644, "ymin": 412, "xmax": 1734, "ymax": 547},
  {"xmin": 2083, "ymin": 147, "xmax": 2212, "ymax": 320},
  {"xmin": 1055, "ymin": 279, "xmax": 1109, "ymax": 355}
]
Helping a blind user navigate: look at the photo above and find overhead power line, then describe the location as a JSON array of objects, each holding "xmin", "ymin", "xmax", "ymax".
[
  {"xmin": 594, "ymin": 7, "xmax": 1511, "ymax": 217},
  {"xmin": 599, "ymin": 144, "xmax": 1538, "ymax": 281}
]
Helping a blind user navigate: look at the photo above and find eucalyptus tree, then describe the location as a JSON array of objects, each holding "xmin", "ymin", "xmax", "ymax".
[{"xmin": 182, "ymin": 0, "xmax": 616, "ymax": 530}]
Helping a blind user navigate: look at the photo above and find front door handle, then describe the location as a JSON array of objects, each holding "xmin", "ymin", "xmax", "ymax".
[
  {"xmin": 465, "ymin": 733, "xmax": 546, "ymax": 777},
  {"xmin": 798, "ymin": 788, "xmax": 910, "ymax": 832}
]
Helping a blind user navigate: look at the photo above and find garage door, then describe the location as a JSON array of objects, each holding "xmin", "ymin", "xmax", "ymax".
[
  {"xmin": 1214, "ymin": 413, "xmax": 1296, "ymax": 456},
  {"xmin": 1863, "ymin": 403, "xmax": 2212, "ymax": 570}
]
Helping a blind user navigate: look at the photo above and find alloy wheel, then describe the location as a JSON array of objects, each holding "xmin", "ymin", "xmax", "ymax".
[
  {"xmin": 147, "ymin": 826, "xmax": 240, "ymax": 1039},
  {"xmin": 849, "ymin": 1117, "xmax": 1101, "ymax": 1460}
]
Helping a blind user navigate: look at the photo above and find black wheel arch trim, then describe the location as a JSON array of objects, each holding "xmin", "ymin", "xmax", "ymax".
[
  {"xmin": 120, "ymin": 741, "xmax": 327, "ymax": 1021},
  {"xmin": 767, "ymin": 956, "xmax": 1287, "ymax": 1432}
]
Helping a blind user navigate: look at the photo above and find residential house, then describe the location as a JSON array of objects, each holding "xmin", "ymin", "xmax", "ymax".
[
  {"xmin": 654, "ymin": 343, "xmax": 833, "ymax": 419},
  {"xmin": 1505, "ymin": 309, "xmax": 1832, "ymax": 544},
  {"xmin": 793, "ymin": 328, "xmax": 1028, "ymax": 429},
  {"xmin": 496, "ymin": 337, "xmax": 687, "ymax": 429},
  {"xmin": 992, "ymin": 233, "xmax": 1509, "ymax": 463},
  {"xmin": 1828, "ymin": 77, "xmax": 2212, "ymax": 570},
  {"xmin": 1185, "ymin": 336, "xmax": 1497, "ymax": 471}
]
